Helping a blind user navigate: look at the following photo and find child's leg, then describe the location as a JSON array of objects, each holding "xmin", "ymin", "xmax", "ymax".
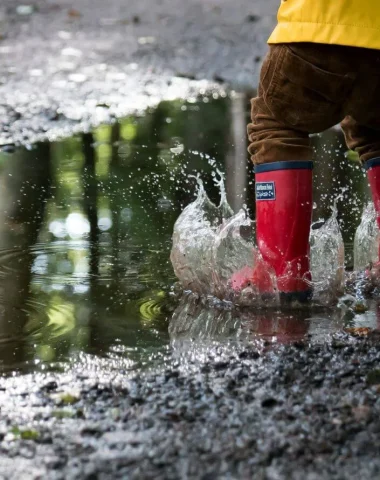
[
  {"xmin": 342, "ymin": 116, "xmax": 380, "ymax": 234},
  {"xmin": 246, "ymin": 43, "xmax": 352, "ymax": 300},
  {"xmin": 341, "ymin": 116, "xmax": 380, "ymax": 165},
  {"xmin": 248, "ymin": 43, "xmax": 354, "ymax": 165},
  {"xmin": 248, "ymin": 90, "xmax": 312, "ymax": 165}
]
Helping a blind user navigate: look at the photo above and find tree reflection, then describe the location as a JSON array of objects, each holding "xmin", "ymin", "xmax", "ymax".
[{"xmin": 0, "ymin": 142, "xmax": 51, "ymax": 370}]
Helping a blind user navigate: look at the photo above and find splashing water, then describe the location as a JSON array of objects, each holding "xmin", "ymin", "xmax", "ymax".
[
  {"xmin": 310, "ymin": 203, "xmax": 345, "ymax": 304},
  {"xmin": 210, "ymin": 210, "xmax": 256, "ymax": 300},
  {"xmin": 354, "ymin": 202, "xmax": 380, "ymax": 271},
  {"xmin": 170, "ymin": 173, "xmax": 233, "ymax": 296},
  {"xmin": 347, "ymin": 201, "xmax": 380, "ymax": 302},
  {"xmin": 170, "ymin": 173, "xmax": 269, "ymax": 303},
  {"xmin": 171, "ymin": 175, "xmax": 345, "ymax": 307}
]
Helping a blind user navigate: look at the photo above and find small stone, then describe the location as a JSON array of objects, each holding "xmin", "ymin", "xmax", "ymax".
[
  {"xmin": 261, "ymin": 398, "xmax": 278, "ymax": 408},
  {"xmin": 312, "ymin": 375, "xmax": 324, "ymax": 386},
  {"xmin": 41, "ymin": 381, "xmax": 58, "ymax": 392},
  {"xmin": 81, "ymin": 425, "xmax": 103, "ymax": 437},
  {"xmin": 57, "ymin": 392, "xmax": 80, "ymax": 405},
  {"xmin": 213, "ymin": 361, "xmax": 229, "ymax": 371},
  {"xmin": 238, "ymin": 350, "xmax": 260, "ymax": 360},
  {"xmin": 246, "ymin": 14, "xmax": 260, "ymax": 22},
  {"xmin": 16, "ymin": 5, "xmax": 35, "ymax": 16},
  {"xmin": 137, "ymin": 36, "xmax": 156, "ymax": 45},
  {"xmin": 367, "ymin": 369, "xmax": 380, "ymax": 385},
  {"xmin": 68, "ymin": 9, "xmax": 81, "ymax": 18},
  {"xmin": 0, "ymin": 144, "xmax": 16, "ymax": 153},
  {"xmin": 102, "ymin": 430, "xmax": 148, "ymax": 446},
  {"xmin": 212, "ymin": 74, "xmax": 225, "ymax": 83},
  {"xmin": 352, "ymin": 406, "xmax": 371, "ymax": 422}
]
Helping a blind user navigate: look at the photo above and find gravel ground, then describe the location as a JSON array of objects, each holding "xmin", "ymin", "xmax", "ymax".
[
  {"xmin": 0, "ymin": 0, "xmax": 276, "ymax": 145},
  {"xmin": 1, "ymin": 331, "xmax": 380, "ymax": 479}
]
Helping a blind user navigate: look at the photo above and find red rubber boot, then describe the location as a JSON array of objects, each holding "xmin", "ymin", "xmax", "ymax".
[
  {"xmin": 364, "ymin": 158, "xmax": 380, "ymax": 271},
  {"xmin": 365, "ymin": 158, "xmax": 380, "ymax": 233},
  {"xmin": 254, "ymin": 161, "xmax": 313, "ymax": 302}
]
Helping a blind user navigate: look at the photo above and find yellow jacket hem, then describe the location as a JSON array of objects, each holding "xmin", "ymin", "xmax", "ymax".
[{"xmin": 268, "ymin": 21, "xmax": 380, "ymax": 51}]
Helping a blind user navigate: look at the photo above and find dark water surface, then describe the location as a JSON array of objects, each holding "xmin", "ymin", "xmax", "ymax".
[{"xmin": 0, "ymin": 94, "xmax": 378, "ymax": 374}]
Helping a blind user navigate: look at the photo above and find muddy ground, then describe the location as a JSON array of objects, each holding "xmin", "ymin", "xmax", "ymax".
[
  {"xmin": 1, "ymin": 332, "xmax": 380, "ymax": 479},
  {"xmin": 0, "ymin": 0, "xmax": 276, "ymax": 145}
]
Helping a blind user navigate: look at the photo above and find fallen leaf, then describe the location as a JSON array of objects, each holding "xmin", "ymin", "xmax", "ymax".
[
  {"xmin": 352, "ymin": 406, "xmax": 370, "ymax": 422},
  {"xmin": 55, "ymin": 392, "xmax": 80, "ymax": 405},
  {"xmin": 52, "ymin": 409, "xmax": 75, "ymax": 419},
  {"xmin": 68, "ymin": 9, "xmax": 81, "ymax": 18},
  {"xmin": 344, "ymin": 327, "xmax": 372, "ymax": 337},
  {"xmin": 11, "ymin": 427, "xmax": 39, "ymax": 440},
  {"xmin": 353, "ymin": 303, "xmax": 368, "ymax": 313},
  {"xmin": 367, "ymin": 369, "xmax": 380, "ymax": 385}
]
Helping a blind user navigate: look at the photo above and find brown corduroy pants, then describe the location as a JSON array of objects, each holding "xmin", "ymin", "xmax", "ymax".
[{"xmin": 248, "ymin": 42, "xmax": 380, "ymax": 165}]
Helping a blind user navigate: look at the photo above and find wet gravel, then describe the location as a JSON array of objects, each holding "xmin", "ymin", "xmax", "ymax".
[
  {"xmin": 0, "ymin": 0, "xmax": 276, "ymax": 145},
  {"xmin": 1, "ymin": 331, "xmax": 380, "ymax": 479}
]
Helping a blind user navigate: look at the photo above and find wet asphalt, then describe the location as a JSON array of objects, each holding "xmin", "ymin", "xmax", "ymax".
[{"xmin": 0, "ymin": 0, "xmax": 276, "ymax": 146}]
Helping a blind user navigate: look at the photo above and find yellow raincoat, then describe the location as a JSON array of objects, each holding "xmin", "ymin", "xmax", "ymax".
[{"xmin": 269, "ymin": 0, "xmax": 380, "ymax": 50}]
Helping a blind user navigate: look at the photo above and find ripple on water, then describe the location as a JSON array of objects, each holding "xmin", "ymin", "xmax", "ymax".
[{"xmin": 0, "ymin": 233, "xmax": 173, "ymax": 374}]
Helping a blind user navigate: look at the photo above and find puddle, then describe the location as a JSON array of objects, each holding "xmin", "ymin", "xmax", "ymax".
[{"xmin": 0, "ymin": 93, "xmax": 378, "ymax": 374}]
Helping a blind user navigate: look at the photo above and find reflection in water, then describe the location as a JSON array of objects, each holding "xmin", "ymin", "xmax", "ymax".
[
  {"xmin": 169, "ymin": 295, "xmax": 380, "ymax": 352},
  {"xmin": 169, "ymin": 294, "xmax": 345, "ymax": 347},
  {"xmin": 0, "ymin": 93, "xmax": 377, "ymax": 373},
  {"xmin": 0, "ymin": 142, "xmax": 51, "ymax": 369}
]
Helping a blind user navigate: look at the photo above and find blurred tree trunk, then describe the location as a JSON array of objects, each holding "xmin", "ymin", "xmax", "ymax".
[
  {"xmin": 225, "ymin": 93, "xmax": 248, "ymax": 212},
  {"xmin": 82, "ymin": 133, "xmax": 99, "ymax": 277}
]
